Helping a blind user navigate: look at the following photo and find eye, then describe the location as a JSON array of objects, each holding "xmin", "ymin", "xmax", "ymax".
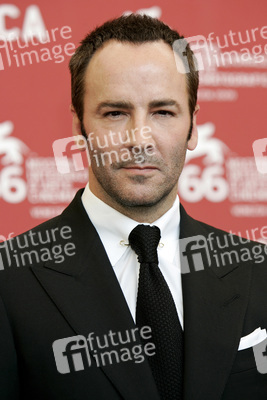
[
  {"xmin": 154, "ymin": 110, "xmax": 175, "ymax": 117},
  {"xmin": 103, "ymin": 111, "xmax": 125, "ymax": 118}
]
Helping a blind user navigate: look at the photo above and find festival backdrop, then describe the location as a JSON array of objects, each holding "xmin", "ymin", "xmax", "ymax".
[{"xmin": 1, "ymin": 0, "xmax": 267, "ymax": 243}]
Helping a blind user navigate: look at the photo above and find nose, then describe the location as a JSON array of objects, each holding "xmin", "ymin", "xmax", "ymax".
[{"xmin": 124, "ymin": 113, "xmax": 155, "ymax": 150}]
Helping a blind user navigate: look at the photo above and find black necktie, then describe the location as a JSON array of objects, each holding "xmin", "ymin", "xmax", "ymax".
[{"xmin": 128, "ymin": 224, "xmax": 183, "ymax": 400}]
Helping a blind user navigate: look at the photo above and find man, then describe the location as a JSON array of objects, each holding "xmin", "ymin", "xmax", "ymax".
[{"xmin": 0, "ymin": 14, "xmax": 267, "ymax": 400}]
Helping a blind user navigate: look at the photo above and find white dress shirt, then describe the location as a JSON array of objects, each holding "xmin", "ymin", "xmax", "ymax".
[{"xmin": 81, "ymin": 184, "xmax": 184, "ymax": 328}]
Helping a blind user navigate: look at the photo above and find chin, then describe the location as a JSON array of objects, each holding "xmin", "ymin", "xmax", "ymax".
[{"xmin": 116, "ymin": 193, "xmax": 166, "ymax": 208}]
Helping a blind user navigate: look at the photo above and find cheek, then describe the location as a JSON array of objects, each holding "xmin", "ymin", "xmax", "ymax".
[
  {"xmin": 156, "ymin": 134, "xmax": 188, "ymax": 154},
  {"xmin": 160, "ymin": 141, "xmax": 188, "ymax": 170}
]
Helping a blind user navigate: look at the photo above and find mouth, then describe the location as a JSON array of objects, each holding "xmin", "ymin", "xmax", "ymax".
[{"xmin": 121, "ymin": 165, "xmax": 159, "ymax": 174}]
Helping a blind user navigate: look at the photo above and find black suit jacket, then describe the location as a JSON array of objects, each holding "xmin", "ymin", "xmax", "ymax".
[{"xmin": 0, "ymin": 189, "xmax": 267, "ymax": 399}]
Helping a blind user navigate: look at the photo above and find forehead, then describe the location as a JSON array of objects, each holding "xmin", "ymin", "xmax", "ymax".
[{"xmin": 84, "ymin": 39, "xmax": 188, "ymax": 104}]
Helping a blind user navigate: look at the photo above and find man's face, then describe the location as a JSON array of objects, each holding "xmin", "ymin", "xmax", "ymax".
[{"xmin": 73, "ymin": 40, "xmax": 198, "ymax": 214}]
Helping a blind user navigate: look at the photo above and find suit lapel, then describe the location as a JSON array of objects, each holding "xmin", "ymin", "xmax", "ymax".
[
  {"xmin": 180, "ymin": 205, "xmax": 252, "ymax": 399},
  {"xmin": 31, "ymin": 189, "xmax": 160, "ymax": 400},
  {"xmin": 30, "ymin": 189, "xmax": 252, "ymax": 400}
]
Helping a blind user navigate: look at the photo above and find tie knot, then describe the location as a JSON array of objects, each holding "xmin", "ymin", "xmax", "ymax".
[{"xmin": 128, "ymin": 224, "xmax": 161, "ymax": 264}]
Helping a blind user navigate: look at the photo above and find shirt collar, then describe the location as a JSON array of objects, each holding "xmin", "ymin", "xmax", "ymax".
[{"xmin": 81, "ymin": 183, "xmax": 180, "ymax": 265}]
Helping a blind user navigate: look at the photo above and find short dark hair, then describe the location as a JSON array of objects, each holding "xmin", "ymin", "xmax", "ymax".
[{"xmin": 69, "ymin": 14, "xmax": 199, "ymax": 124}]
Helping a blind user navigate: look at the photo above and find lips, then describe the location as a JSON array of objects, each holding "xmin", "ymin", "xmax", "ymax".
[
  {"xmin": 122, "ymin": 165, "xmax": 158, "ymax": 170},
  {"xmin": 121, "ymin": 165, "xmax": 159, "ymax": 174}
]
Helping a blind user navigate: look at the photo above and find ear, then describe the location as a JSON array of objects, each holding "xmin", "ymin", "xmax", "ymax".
[
  {"xmin": 70, "ymin": 104, "xmax": 82, "ymax": 137},
  {"xmin": 187, "ymin": 104, "xmax": 200, "ymax": 151},
  {"xmin": 70, "ymin": 105, "xmax": 87, "ymax": 150}
]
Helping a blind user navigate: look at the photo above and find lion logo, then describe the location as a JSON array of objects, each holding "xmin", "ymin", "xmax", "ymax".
[
  {"xmin": 186, "ymin": 122, "xmax": 229, "ymax": 164},
  {"xmin": 0, "ymin": 121, "xmax": 29, "ymax": 165}
]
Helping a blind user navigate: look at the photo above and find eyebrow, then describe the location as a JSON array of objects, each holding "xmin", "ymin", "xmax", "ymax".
[
  {"xmin": 96, "ymin": 101, "xmax": 134, "ymax": 113},
  {"xmin": 148, "ymin": 99, "xmax": 181, "ymax": 110},
  {"xmin": 96, "ymin": 99, "xmax": 181, "ymax": 113}
]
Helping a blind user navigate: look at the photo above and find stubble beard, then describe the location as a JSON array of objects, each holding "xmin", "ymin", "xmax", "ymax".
[{"xmin": 90, "ymin": 150, "xmax": 187, "ymax": 210}]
